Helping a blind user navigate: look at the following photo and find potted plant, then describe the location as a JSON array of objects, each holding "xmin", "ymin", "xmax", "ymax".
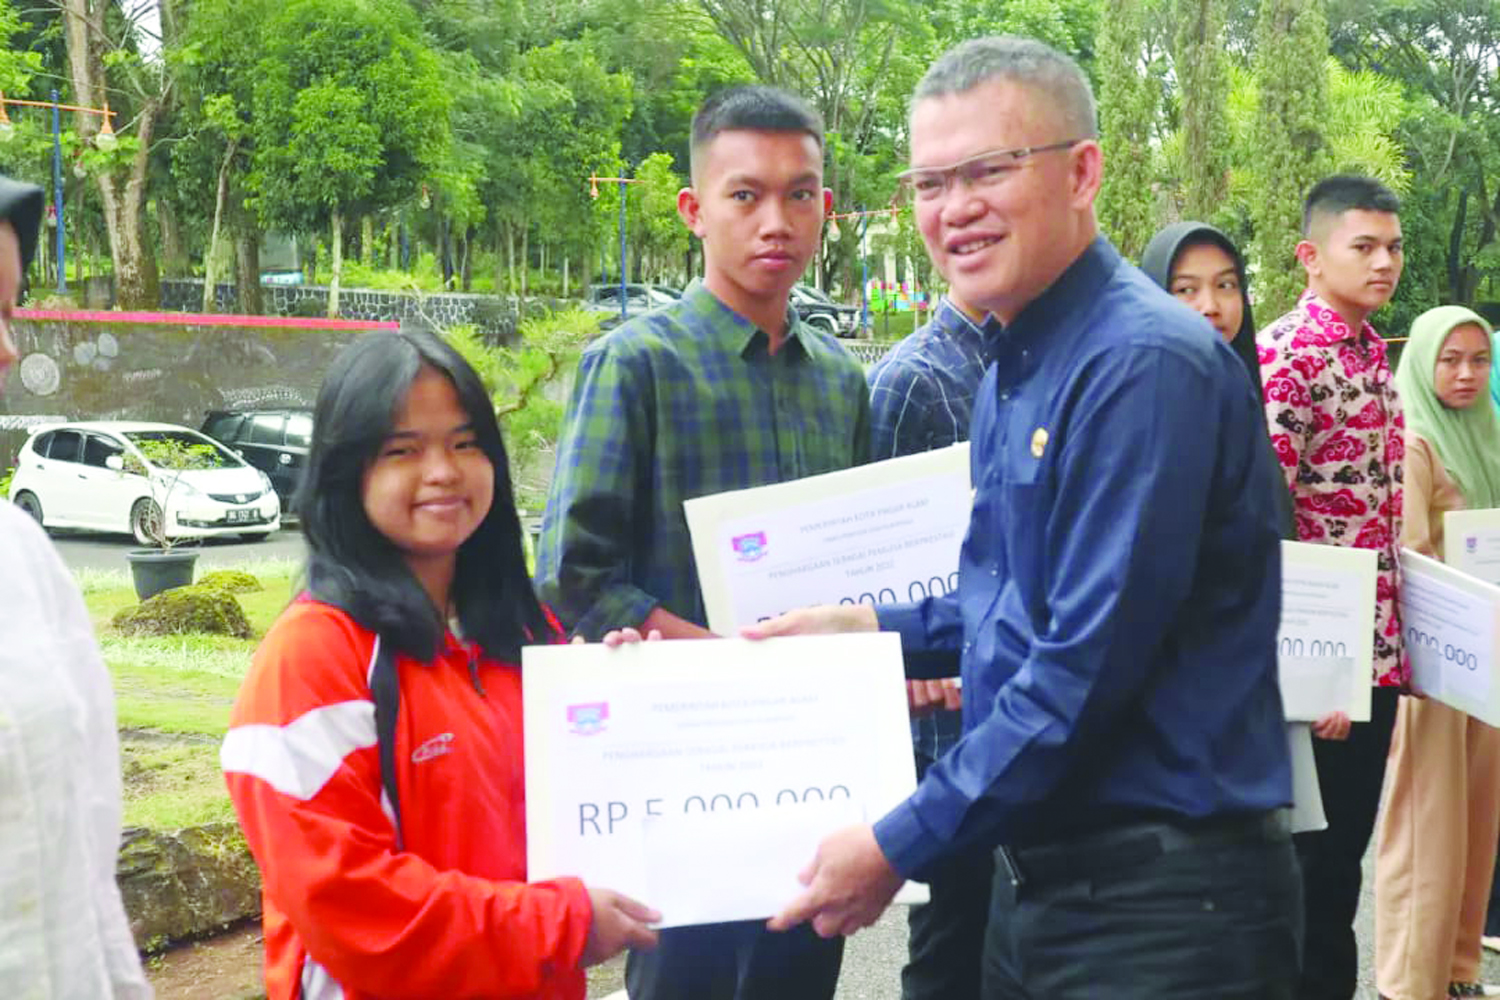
[{"xmin": 122, "ymin": 438, "xmax": 219, "ymax": 601}]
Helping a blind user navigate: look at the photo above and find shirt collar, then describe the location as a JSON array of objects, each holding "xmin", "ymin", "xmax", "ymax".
[
  {"xmin": 930, "ymin": 296, "xmax": 1001, "ymax": 355},
  {"xmin": 681, "ymin": 279, "xmax": 807, "ymax": 360},
  {"xmin": 1296, "ymin": 290, "xmax": 1381, "ymax": 347},
  {"xmin": 1004, "ymin": 235, "xmax": 1121, "ymax": 350}
]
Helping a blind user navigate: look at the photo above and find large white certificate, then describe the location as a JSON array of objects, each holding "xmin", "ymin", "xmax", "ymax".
[
  {"xmin": 1401, "ymin": 548, "xmax": 1500, "ymax": 725},
  {"xmin": 1445, "ymin": 509, "xmax": 1500, "ymax": 587},
  {"xmin": 1277, "ymin": 542, "xmax": 1377, "ymax": 722},
  {"xmin": 684, "ymin": 445, "xmax": 972, "ymax": 634},
  {"xmin": 522, "ymin": 633, "xmax": 927, "ymax": 928}
]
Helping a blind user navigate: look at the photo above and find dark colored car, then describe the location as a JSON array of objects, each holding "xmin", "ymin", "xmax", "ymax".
[
  {"xmin": 790, "ymin": 284, "xmax": 860, "ymax": 338},
  {"xmin": 200, "ymin": 409, "xmax": 312, "ymax": 513}
]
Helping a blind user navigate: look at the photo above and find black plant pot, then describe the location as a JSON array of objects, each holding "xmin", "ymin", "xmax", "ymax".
[{"xmin": 126, "ymin": 548, "xmax": 200, "ymax": 601}]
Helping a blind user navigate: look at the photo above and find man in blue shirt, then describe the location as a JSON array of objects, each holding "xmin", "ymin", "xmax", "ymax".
[
  {"xmin": 867, "ymin": 296, "xmax": 996, "ymax": 1000},
  {"xmin": 751, "ymin": 35, "xmax": 1301, "ymax": 998}
]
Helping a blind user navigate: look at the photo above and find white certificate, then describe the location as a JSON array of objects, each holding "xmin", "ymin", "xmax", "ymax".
[
  {"xmin": 1445, "ymin": 509, "xmax": 1500, "ymax": 587},
  {"xmin": 523, "ymin": 633, "xmax": 927, "ymax": 928},
  {"xmin": 1401, "ymin": 548, "xmax": 1500, "ymax": 724},
  {"xmin": 1277, "ymin": 541, "xmax": 1377, "ymax": 722},
  {"xmin": 685, "ymin": 445, "xmax": 971, "ymax": 634}
]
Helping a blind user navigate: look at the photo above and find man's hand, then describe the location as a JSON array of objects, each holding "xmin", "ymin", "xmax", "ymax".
[
  {"xmin": 1311, "ymin": 710, "xmax": 1351, "ymax": 741},
  {"xmin": 908, "ymin": 678, "xmax": 962, "ymax": 717},
  {"xmin": 740, "ymin": 604, "xmax": 879, "ymax": 640},
  {"xmin": 766, "ymin": 824, "xmax": 903, "ymax": 939},
  {"xmin": 582, "ymin": 887, "xmax": 660, "ymax": 966}
]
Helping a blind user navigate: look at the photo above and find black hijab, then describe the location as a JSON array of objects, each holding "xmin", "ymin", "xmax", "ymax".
[{"xmin": 1140, "ymin": 221, "xmax": 1260, "ymax": 397}]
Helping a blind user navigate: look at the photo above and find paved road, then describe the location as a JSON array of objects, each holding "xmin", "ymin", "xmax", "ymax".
[{"xmin": 50, "ymin": 524, "xmax": 307, "ymax": 573}]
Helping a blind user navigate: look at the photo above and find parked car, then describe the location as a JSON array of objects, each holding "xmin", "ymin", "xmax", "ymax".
[
  {"xmin": 790, "ymin": 284, "xmax": 860, "ymax": 338},
  {"xmin": 587, "ymin": 282, "xmax": 679, "ymax": 310},
  {"xmin": 584, "ymin": 283, "xmax": 680, "ymax": 329},
  {"xmin": 8, "ymin": 421, "xmax": 281, "ymax": 545},
  {"xmin": 201, "ymin": 408, "xmax": 311, "ymax": 513}
]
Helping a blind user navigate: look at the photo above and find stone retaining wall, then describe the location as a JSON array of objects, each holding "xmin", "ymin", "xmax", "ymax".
[
  {"xmin": 159, "ymin": 279, "xmax": 547, "ymax": 342},
  {"xmin": 0, "ymin": 311, "xmax": 391, "ymax": 467}
]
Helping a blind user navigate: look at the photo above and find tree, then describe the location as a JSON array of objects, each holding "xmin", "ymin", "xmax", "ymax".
[
  {"xmin": 0, "ymin": 0, "xmax": 56, "ymax": 280},
  {"xmin": 173, "ymin": 0, "xmax": 279, "ymax": 311},
  {"xmin": 1328, "ymin": 0, "xmax": 1500, "ymax": 311},
  {"xmin": 1095, "ymin": 0, "xmax": 1158, "ymax": 259},
  {"xmin": 59, "ymin": 0, "xmax": 173, "ymax": 308},
  {"xmin": 1250, "ymin": 0, "xmax": 1331, "ymax": 319},
  {"xmin": 1172, "ymin": 0, "xmax": 1231, "ymax": 221},
  {"xmin": 247, "ymin": 0, "xmax": 450, "ymax": 317},
  {"xmin": 630, "ymin": 151, "xmax": 688, "ymax": 282}
]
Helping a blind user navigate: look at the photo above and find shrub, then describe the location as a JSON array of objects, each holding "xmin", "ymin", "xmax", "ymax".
[
  {"xmin": 196, "ymin": 570, "xmax": 263, "ymax": 594},
  {"xmin": 112, "ymin": 585, "xmax": 253, "ymax": 639}
]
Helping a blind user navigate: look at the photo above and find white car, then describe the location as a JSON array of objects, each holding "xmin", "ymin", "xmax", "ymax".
[{"xmin": 8, "ymin": 421, "xmax": 282, "ymax": 545}]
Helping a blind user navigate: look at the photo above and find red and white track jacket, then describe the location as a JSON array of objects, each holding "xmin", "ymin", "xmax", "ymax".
[{"xmin": 222, "ymin": 598, "xmax": 592, "ymax": 999}]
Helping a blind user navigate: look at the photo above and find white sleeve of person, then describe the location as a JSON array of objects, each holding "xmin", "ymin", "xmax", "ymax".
[{"xmin": 0, "ymin": 502, "xmax": 154, "ymax": 999}]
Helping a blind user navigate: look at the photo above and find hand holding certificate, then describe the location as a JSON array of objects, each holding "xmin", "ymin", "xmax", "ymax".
[
  {"xmin": 1276, "ymin": 542, "xmax": 1376, "ymax": 722},
  {"xmin": 685, "ymin": 444, "xmax": 972, "ymax": 634},
  {"xmin": 523, "ymin": 633, "xmax": 925, "ymax": 928}
]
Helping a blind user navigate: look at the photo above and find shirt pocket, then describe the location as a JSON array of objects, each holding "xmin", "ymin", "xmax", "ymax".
[{"xmin": 978, "ymin": 402, "xmax": 1052, "ymax": 609}]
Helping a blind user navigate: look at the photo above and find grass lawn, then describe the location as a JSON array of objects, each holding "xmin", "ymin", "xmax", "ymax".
[{"xmin": 80, "ymin": 560, "xmax": 299, "ymax": 830}]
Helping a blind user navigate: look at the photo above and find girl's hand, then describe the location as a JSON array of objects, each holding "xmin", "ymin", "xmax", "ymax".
[
  {"xmin": 602, "ymin": 627, "xmax": 662, "ymax": 647},
  {"xmin": 582, "ymin": 887, "xmax": 661, "ymax": 966},
  {"xmin": 569, "ymin": 627, "xmax": 664, "ymax": 647}
]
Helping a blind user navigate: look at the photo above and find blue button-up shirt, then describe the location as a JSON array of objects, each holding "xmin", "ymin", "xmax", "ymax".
[
  {"xmin": 872, "ymin": 237, "xmax": 1292, "ymax": 878},
  {"xmin": 868, "ymin": 298, "xmax": 997, "ymax": 762}
]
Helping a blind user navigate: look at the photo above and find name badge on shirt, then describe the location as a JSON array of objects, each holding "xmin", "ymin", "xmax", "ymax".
[{"xmin": 1030, "ymin": 426, "xmax": 1049, "ymax": 459}]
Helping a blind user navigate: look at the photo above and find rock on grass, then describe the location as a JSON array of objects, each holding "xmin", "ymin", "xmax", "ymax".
[
  {"xmin": 113, "ymin": 585, "xmax": 253, "ymax": 639},
  {"xmin": 118, "ymin": 823, "xmax": 261, "ymax": 951}
]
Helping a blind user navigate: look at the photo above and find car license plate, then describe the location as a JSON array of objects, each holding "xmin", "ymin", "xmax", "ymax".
[{"xmin": 226, "ymin": 507, "xmax": 255, "ymax": 524}]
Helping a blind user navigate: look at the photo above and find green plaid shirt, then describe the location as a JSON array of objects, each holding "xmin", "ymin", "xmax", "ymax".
[{"xmin": 536, "ymin": 280, "xmax": 872, "ymax": 639}]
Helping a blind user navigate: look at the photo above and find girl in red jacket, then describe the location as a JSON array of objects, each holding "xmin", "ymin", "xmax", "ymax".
[{"xmin": 222, "ymin": 327, "xmax": 658, "ymax": 999}]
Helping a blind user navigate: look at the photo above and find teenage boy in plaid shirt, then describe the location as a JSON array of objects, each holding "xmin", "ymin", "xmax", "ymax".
[{"xmin": 536, "ymin": 85, "xmax": 870, "ymax": 999}]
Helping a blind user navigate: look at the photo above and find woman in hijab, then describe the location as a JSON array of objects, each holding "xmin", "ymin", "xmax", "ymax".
[
  {"xmin": 1375, "ymin": 306, "xmax": 1500, "ymax": 1000},
  {"xmin": 1141, "ymin": 221, "xmax": 1326, "ymax": 835}
]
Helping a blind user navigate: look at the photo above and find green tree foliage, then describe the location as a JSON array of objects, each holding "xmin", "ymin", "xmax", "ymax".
[
  {"xmin": 1329, "ymin": 0, "xmax": 1500, "ymax": 315},
  {"xmin": 630, "ymin": 152, "xmax": 690, "ymax": 282},
  {"xmin": 1251, "ymin": 0, "xmax": 1331, "ymax": 320},
  {"xmin": 0, "ymin": 0, "xmax": 1489, "ymax": 336},
  {"xmin": 0, "ymin": 0, "xmax": 42, "ymax": 94},
  {"xmin": 1096, "ymin": 0, "xmax": 1158, "ymax": 259},
  {"xmin": 1172, "ymin": 0, "xmax": 1230, "ymax": 222},
  {"xmin": 247, "ymin": 0, "xmax": 451, "ymax": 315}
]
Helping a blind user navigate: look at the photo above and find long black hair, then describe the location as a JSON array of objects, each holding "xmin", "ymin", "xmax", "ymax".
[{"xmin": 296, "ymin": 326, "xmax": 553, "ymax": 662}]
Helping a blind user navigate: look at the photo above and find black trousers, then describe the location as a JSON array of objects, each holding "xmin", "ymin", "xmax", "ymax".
[
  {"xmin": 982, "ymin": 815, "xmax": 1303, "ymax": 999},
  {"xmin": 902, "ymin": 750, "xmax": 995, "ymax": 1000},
  {"xmin": 1488, "ymin": 833, "xmax": 1500, "ymax": 938},
  {"xmin": 624, "ymin": 920, "xmax": 843, "ymax": 1000},
  {"xmin": 1293, "ymin": 685, "xmax": 1400, "ymax": 1000}
]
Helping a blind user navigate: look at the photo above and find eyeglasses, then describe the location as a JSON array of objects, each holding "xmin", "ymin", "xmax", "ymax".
[{"xmin": 895, "ymin": 141, "xmax": 1083, "ymax": 203}]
